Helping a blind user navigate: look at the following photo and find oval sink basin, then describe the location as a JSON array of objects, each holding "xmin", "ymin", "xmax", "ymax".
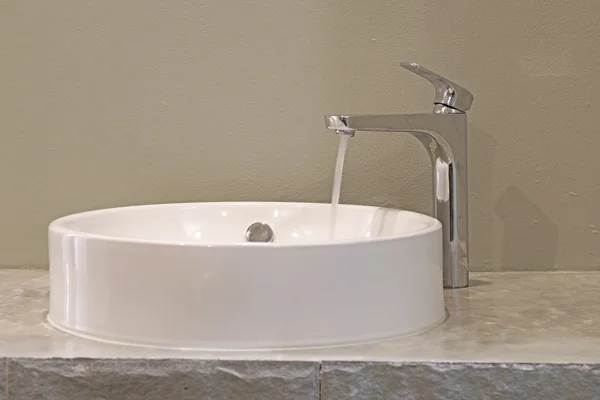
[{"xmin": 48, "ymin": 202, "xmax": 445, "ymax": 350}]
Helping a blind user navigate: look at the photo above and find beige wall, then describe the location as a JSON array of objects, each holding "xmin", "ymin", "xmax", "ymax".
[{"xmin": 1, "ymin": 0, "xmax": 599, "ymax": 270}]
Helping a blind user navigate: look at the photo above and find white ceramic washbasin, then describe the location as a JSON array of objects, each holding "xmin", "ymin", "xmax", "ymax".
[{"xmin": 48, "ymin": 202, "xmax": 445, "ymax": 350}]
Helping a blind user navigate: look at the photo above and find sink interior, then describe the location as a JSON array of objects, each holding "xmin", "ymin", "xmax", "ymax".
[{"xmin": 54, "ymin": 202, "xmax": 436, "ymax": 244}]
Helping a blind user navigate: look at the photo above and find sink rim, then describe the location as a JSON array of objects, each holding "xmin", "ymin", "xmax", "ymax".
[{"xmin": 49, "ymin": 201, "xmax": 441, "ymax": 248}]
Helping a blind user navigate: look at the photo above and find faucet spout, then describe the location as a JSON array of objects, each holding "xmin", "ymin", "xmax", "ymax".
[{"xmin": 324, "ymin": 113, "xmax": 469, "ymax": 288}]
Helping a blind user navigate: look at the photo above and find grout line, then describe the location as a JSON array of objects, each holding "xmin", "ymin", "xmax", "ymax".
[
  {"xmin": 4, "ymin": 359, "xmax": 8, "ymax": 400},
  {"xmin": 318, "ymin": 362, "xmax": 322, "ymax": 400}
]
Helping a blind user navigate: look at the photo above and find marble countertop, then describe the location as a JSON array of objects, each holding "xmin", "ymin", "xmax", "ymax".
[{"xmin": 1, "ymin": 269, "xmax": 599, "ymax": 363}]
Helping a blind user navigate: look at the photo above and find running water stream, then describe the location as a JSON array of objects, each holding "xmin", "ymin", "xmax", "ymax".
[{"xmin": 329, "ymin": 134, "xmax": 350, "ymax": 239}]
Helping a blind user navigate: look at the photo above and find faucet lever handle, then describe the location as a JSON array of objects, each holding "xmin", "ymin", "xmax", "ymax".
[{"xmin": 400, "ymin": 62, "xmax": 473, "ymax": 113}]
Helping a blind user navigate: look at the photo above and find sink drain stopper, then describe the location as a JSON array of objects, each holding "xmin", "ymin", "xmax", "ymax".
[{"xmin": 246, "ymin": 222, "xmax": 274, "ymax": 243}]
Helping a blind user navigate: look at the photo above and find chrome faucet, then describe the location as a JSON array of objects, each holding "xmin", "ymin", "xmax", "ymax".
[{"xmin": 324, "ymin": 63, "xmax": 474, "ymax": 288}]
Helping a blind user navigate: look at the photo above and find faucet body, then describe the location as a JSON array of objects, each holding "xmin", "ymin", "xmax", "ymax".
[{"xmin": 324, "ymin": 64, "xmax": 473, "ymax": 288}]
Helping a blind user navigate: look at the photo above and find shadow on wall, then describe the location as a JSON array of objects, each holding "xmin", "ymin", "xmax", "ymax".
[
  {"xmin": 467, "ymin": 126, "xmax": 496, "ymax": 270},
  {"xmin": 494, "ymin": 185, "xmax": 558, "ymax": 270}
]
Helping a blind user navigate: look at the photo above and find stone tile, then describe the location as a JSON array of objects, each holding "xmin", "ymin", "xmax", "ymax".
[
  {"xmin": 6, "ymin": 359, "xmax": 318, "ymax": 400},
  {"xmin": 0, "ymin": 359, "xmax": 5, "ymax": 400},
  {"xmin": 7, "ymin": 359, "xmax": 95, "ymax": 400},
  {"xmin": 321, "ymin": 362, "xmax": 600, "ymax": 400},
  {"xmin": 89, "ymin": 360, "xmax": 319, "ymax": 400}
]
